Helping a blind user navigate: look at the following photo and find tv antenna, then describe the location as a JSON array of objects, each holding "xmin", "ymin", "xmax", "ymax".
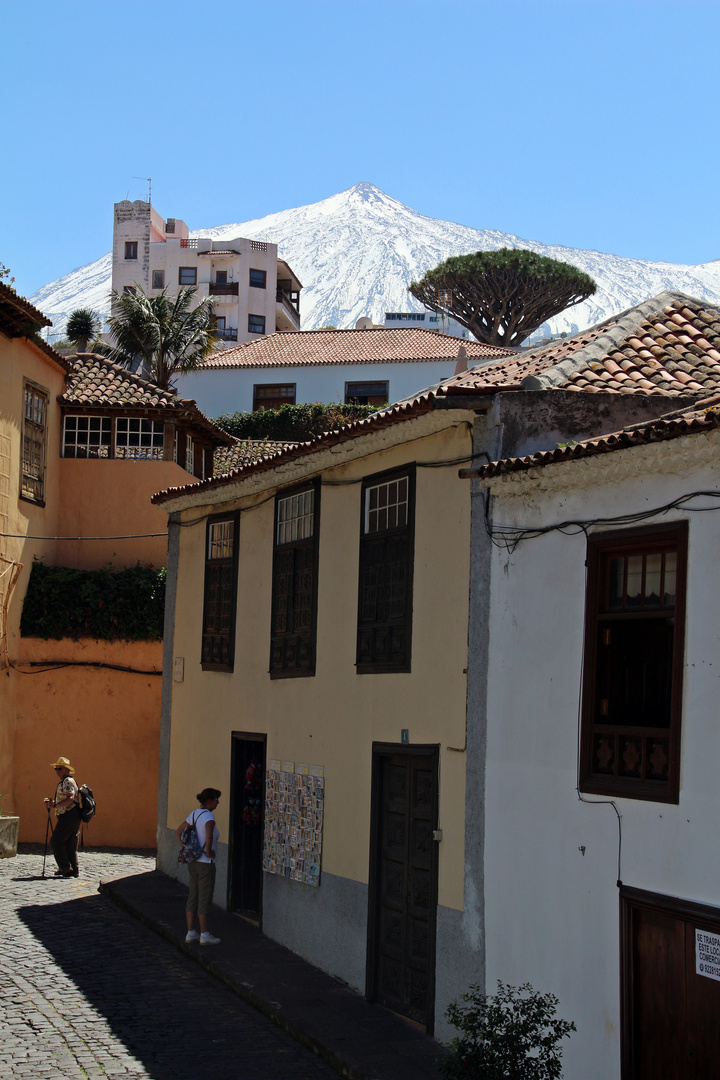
[{"xmin": 133, "ymin": 176, "xmax": 152, "ymax": 204}]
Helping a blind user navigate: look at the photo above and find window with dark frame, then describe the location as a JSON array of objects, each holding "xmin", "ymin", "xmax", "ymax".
[
  {"xmin": 152, "ymin": 269, "xmax": 165, "ymax": 289},
  {"xmin": 124, "ymin": 241, "xmax": 138, "ymax": 260},
  {"xmin": 201, "ymin": 516, "xmax": 239, "ymax": 671},
  {"xmin": 215, "ymin": 271, "xmax": 227, "ymax": 284},
  {"xmin": 179, "ymin": 267, "xmax": 197, "ymax": 285},
  {"xmin": 21, "ymin": 382, "xmax": 48, "ymax": 503},
  {"xmin": 248, "ymin": 313, "xmax": 266, "ymax": 335},
  {"xmin": 63, "ymin": 415, "xmax": 112, "ymax": 458},
  {"xmin": 345, "ymin": 381, "xmax": 389, "ymax": 406},
  {"xmin": 253, "ymin": 384, "xmax": 296, "ymax": 411},
  {"xmin": 356, "ymin": 467, "xmax": 415, "ymax": 673},
  {"xmin": 270, "ymin": 485, "xmax": 319, "ymax": 678},
  {"xmin": 123, "ymin": 285, "xmax": 136, "ymax": 295},
  {"xmin": 249, "ymin": 268, "xmax": 267, "ymax": 289},
  {"xmin": 580, "ymin": 523, "xmax": 688, "ymax": 803}
]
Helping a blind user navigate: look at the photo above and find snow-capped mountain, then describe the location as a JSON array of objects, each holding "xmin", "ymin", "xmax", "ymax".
[{"xmin": 30, "ymin": 182, "xmax": 720, "ymax": 340}]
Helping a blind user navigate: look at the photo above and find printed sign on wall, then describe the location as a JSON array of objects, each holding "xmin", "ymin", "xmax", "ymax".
[
  {"xmin": 696, "ymin": 928, "xmax": 720, "ymax": 981},
  {"xmin": 263, "ymin": 765, "xmax": 324, "ymax": 887}
]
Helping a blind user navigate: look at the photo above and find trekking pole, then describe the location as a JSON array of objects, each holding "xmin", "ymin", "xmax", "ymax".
[{"xmin": 42, "ymin": 804, "xmax": 54, "ymax": 878}]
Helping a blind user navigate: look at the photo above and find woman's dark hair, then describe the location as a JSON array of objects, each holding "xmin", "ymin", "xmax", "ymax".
[{"xmin": 196, "ymin": 787, "xmax": 221, "ymax": 804}]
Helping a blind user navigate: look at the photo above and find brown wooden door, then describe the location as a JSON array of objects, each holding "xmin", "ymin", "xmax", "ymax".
[
  {"xmin": 368, "ymin": 747, "xmax": 438, "ymax": 1032},
  {"xmin": 622, "ymin": 888, "xmax": 720, "ymax": 1079}
]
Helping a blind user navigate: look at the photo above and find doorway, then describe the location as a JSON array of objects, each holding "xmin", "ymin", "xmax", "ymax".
[
  {"xmin": 367, "ymin": 744, "xmax": 439, "ymax": 1032},
  {"xmin": 229, "ymin": 733, "xmax": 266, "ymax": 922},
  {"xmin": 621, "ymin": 886, "xmax": 720, "ymax": 1078}
]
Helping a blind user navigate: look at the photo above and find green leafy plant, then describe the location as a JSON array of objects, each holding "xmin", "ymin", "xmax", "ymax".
[
  {"xmin": 20, "ymin": 561, "xmax": 166, "ymax": 642},
  {"xmin": 440, "ymin": 981, "xmax": 576, "ymax": 1080},
  {"xmin": 214, "ymin": 401, "xmax": 382, "ymax": 442}
]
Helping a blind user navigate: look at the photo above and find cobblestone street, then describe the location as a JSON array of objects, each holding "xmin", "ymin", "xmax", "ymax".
[{"xmin": 0, "ymin": 849, "xmax": 339, "ymax": 1080}]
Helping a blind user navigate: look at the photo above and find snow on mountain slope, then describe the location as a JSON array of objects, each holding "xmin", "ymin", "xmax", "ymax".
[{"xmin": 29, "ymin": 183, "xmax": 720, "ymax": 340}]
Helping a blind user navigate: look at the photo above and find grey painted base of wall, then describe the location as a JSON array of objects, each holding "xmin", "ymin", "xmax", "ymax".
[
  {"xmin": 157, "ymin": 828, "xmax": 479, "ymax": 1044},
  {"xmin": 434, "ymin": 903, "xmax": 484, "ymax": 1043},
  {"xmin": 263, "ymin": 868, "xmax": 369, "ymax": 993}
]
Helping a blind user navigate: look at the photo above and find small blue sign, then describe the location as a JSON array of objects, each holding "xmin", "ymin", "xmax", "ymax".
[{"xmin": 401, "ymin": 729, "xmax": 409, "ymax": 744}]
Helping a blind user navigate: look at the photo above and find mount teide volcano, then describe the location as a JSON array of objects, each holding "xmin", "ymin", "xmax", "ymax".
[{"xmin": 30, "ymin": 182, "xmax": 720, "ymax": 340}]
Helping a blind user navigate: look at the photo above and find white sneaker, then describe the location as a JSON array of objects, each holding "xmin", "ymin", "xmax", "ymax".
[
  {"xmin": 185, "ymin": 930, "xmax": 199, "ymax": 942},
  {"xmin": 200, "ymin": 932, "xmax": 220, "ymax": 945}
]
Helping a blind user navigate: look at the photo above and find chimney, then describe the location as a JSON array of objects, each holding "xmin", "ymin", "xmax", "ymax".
[{"xmin": 454, "ymin": 344, "xmax": 468, "ymax": 376}]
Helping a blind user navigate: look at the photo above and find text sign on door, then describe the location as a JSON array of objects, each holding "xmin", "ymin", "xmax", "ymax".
[{"xmin": 696, "ymin": 928, "xmax": 720, "ymax": 981}]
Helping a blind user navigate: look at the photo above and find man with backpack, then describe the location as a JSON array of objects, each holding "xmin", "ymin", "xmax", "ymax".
[{"xmin": 44, "ymin": 756, "xmax": 82, "ymax": 878}]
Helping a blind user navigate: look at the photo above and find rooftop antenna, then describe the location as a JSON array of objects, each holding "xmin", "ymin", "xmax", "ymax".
[{"xmin": 133, "ymin": 176, "xmax": 152, "ymax": 204}]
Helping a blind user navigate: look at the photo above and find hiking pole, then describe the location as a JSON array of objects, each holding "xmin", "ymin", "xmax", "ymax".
[{"xmin": 42, "ymin": 804, "xmax": 54, "ymax": 878}]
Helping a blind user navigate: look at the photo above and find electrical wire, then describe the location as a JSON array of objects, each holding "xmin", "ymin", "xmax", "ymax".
[
  {"xmin": 10, "ymin": 659, "xmax": 162, "ymax": 676},
  {"xmin": 482, "ymin": 489, "xmax": 720, "ymax": 553}
]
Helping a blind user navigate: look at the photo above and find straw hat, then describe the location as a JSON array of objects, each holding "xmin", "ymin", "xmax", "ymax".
[{"xmin": 49, "ymin": 756, "xmax": 75, "ymax": 775}]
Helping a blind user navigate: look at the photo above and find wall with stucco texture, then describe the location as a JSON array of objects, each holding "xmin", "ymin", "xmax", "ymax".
[
  {"xmin": 13, "ymin": 637, "xmax": 162, "ymax": 846},
  {"xmin": 480, "ymin": 433, "xmax": 720, "ymax": 1080}
]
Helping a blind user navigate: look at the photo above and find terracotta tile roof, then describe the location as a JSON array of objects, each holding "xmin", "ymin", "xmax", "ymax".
[
  {"xmin": 0, "ymin": 280, "xmax": 52, "ymax": 332},
  {"xmin": 60, "ymin": 353, "xmax": 233, "ymax": 444},
  {"xmin": 472, "ymin": 395, "xmax": 720, "ymax": 480},
  {"xmin": 152, "ymin": 391, "xmax": 442, "ymax": 504},
  {"xmin": 443, "ymin": 292, "xmax": 720, "ymax": 398},
  {"xmin": 198, "ymin": 327, "xmax": 513, "ymax": 370},
  {"xmin": 214, "ymin": 439, "xmax": 295, "ymax": 475}
]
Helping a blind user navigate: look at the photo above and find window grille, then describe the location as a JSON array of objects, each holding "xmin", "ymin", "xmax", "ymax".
[
  {"xmin": 63, "ymin": 415, "xmax": 111, "ymax": 458},
  {"xmin": 115, "ymin": 418, "xmax": 165, "ymax": 460}
]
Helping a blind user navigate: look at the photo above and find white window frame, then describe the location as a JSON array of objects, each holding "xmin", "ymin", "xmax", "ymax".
[
  {"xmin": 276, "ymin": 489, "xmax": 314, "ymax": 545},
  {"xmin": 62, "ymin": 415, "xmax": 112, "ymax": 458},
  {"xmin": 364, "ymin": 475, "xmax": 409, "ymax": 534},
  {"xmin": 115, "ymin": 418, "xmax": 165, "ymax": 460}
]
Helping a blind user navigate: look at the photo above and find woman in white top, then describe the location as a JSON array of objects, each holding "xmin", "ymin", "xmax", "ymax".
[{"xmin": 175, "ymin": 787, "xmax": 221, "ymax": 944}]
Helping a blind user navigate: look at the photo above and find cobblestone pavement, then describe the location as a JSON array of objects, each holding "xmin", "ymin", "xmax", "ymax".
[{"xmin": 0, "ymin": 848, "xmax": 339, "ymax": 1080}]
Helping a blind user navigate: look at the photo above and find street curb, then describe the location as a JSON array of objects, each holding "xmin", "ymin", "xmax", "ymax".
[{"xmin": 99, "ymin": 879, "xmax": 369, "ymax": 1079}]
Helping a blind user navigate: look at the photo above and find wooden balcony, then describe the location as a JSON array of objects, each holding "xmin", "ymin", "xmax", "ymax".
[{"xmin": 210, "ymin": 282, "xmax": 239, "ymax": 296}]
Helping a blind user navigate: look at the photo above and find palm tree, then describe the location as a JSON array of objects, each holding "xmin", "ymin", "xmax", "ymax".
[
  {"xmin": 66, "ymin": 308, "xmax": 102, "ymax": 353},
  {"xmin": 107, "ymin": 286, "xmax": 217, "ymax": 390}
]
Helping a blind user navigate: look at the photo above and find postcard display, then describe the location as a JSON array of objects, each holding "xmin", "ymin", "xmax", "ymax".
[{"xmin": 263, "ymin": 761, "xmax": 324, "ymax": 887}]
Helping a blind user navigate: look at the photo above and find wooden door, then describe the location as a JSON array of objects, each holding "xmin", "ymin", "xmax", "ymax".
[
  {"xmin": 367, "ymin": 746, "xmax": 438, "ymax": 1032},
  {"xmin": 229, "ymin": 735, "xmax": 265, "ymax": 922},
  {"xmin": 622, "ymin": 887, "xmax": 720, "ymax": 1078}
]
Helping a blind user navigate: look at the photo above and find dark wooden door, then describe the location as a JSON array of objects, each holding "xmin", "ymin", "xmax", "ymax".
[
  {"xmin": 229, "ymin": 735, "xmax": 265, "ymax": 922},
  {"xmin": 368, "ymin": 747, "xmax": 438, "ymax": 1032},
  {"xmin": 622, "ymin": 888, "xmax": 720, "ymax": 1079}
]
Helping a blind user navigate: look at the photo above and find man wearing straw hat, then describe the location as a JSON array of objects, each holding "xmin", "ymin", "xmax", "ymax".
[{"xmin": 44, "ymin": 757, "xmax": 81, "ymax": 878}]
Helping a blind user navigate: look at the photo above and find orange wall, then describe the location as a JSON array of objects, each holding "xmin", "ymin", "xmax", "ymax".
[
  {"xmin": 13, "ymin": 637, "xmax": 162, "ymax": 847},
  {"xmin": 56, "ymin": 457, "xmax": 196, "ymax": 569}
]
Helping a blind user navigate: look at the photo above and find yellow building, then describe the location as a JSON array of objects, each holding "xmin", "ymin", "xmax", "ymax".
[
  {"xmin": 153, "ymin": 390, "xmax": 481, "ymax": 1036},
  {"xmin": 0, "ymin": 282, "xmax": 231, "ymax": 846}
]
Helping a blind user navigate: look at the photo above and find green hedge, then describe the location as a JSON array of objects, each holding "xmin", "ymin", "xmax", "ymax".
[
  {"xmin": 20, "ymin": 562, "xmax": 166, "ymax": 642},
  {"xmin": 214, "ymin": 402, "xmax": 383, "ymax": 442}
]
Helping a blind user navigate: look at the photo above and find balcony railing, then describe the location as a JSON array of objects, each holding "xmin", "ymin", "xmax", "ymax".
[
  {"xmin": 276, "ymin": 289, "xmax": 301, "ymax": 321},
  {"xmin": 214, "ymin": 328, "xmax": 238, "ymax": 342},
  {"xmin": 180, "ymin": 238, "xmax": 198, "ymax": 248},
  {"xmin": 210, "ymin": 282, "xmax": 239, "ymax": 296}
]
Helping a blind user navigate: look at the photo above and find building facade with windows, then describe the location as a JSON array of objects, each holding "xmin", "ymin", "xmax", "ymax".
[
  {"xmin": 112, "ymin": 200, "xmax": 302, "ymax": 348},
  {"xmin": 0, "ymin": 282, "xmax": 232, "ymax": 846},
  {"xmin": 174, "ymin": 326, "xmax": 513, "ymax": 418},
  {"xmin": 153, "ymin": 290, "xmax": 720, "ymax": 1054},
  {"xmin": 384, "ymin": 311, "xmax": 470, "ymax": 339},
  {"xmin": 472, "ymin": 401, "xmax": 720, "ymax": 1079}
]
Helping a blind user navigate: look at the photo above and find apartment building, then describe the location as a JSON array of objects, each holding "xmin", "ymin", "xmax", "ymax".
[{"xmin": 111, "ymin": 200, "xmax": 302, "ymax": 346}]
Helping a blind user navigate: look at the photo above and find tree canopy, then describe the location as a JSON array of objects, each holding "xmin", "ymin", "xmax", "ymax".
[
  {"xmin": 409, "ymin": 248, "xmax": 597, "ymax": 348},
  {"xmin": 66, "ymin": 308, "xmax": 102, "ymax": 353},
  {"xmin": 107, "ymin": 286, "xmax": 217, "ymax": 390}
]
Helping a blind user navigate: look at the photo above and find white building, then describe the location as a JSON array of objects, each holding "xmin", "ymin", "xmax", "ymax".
[
  {"xmin": 173, "ymin": 327, "xmax": 513, "ymax": 417},
  {"xmin": 111, "ymin": 200, "xmax": 302, "ymax": 345},
  {"xmin": 472, "ymin": 400, "xmax": 720, "ymax": 1078},
  {"xmin": 384, "ymin": 311, "xmax": 470, "ymax": 339}
]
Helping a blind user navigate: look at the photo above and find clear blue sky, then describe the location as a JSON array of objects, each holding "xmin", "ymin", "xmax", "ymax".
[{"xmin": 3, "ymin": 0, "xmax": 719, "ymax": 297}]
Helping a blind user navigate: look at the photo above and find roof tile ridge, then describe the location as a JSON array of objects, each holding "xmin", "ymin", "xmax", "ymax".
[{"xmin": 522, "ymin": 292, "xmax": 711, "ymax": 390}]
